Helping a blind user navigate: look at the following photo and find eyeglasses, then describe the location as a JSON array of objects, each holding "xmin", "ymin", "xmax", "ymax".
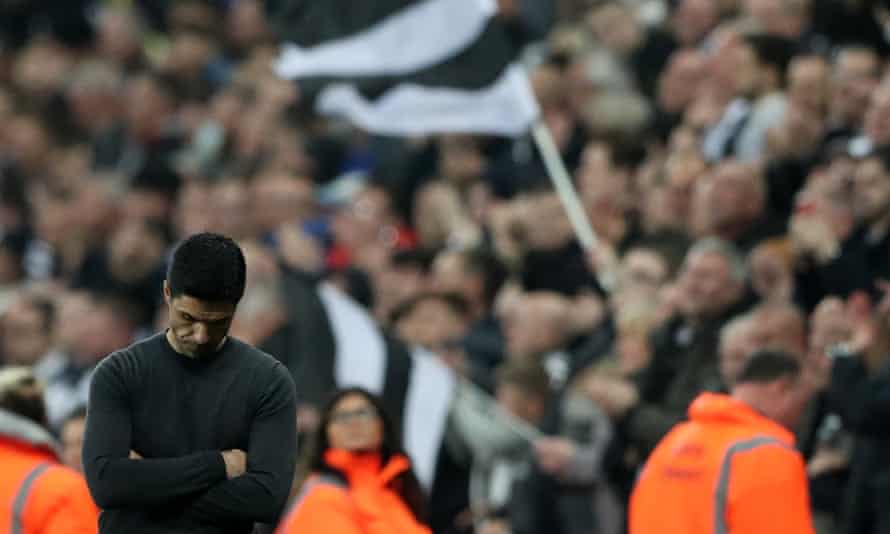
[{"xmin": 329, "ymin": 406, "xmax": 378, "ymax": 425}]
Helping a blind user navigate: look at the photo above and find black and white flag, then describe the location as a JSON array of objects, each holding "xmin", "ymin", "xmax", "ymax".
[
  {"xmin": 268, "ymin": 0, "xmax": 540, "ymax": 136},
  {"xmin": 281, "ymin": 271, "xmax": 454, "ymax": 492}
]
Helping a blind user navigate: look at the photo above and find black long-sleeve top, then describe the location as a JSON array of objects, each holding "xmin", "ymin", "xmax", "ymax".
[
  {"xmin": 829, "ymin": 355, "xmax": 890, "ymax": 441},
  {"xmin": 83, "ymin": 332, "xmax": 297, "ymax": 534}
]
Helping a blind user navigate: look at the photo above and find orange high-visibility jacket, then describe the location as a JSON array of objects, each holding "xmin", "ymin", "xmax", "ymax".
[
  {"xmin": 0, "ymin": 410, "xmax": 98, "ymax": 534},
  {"xmin": 277, "ymin": 449, "xmax": 432, "ymax": 534},
  {"xmin": 629, "ymin": 393, "xmax": 814, "ymax": 534}
]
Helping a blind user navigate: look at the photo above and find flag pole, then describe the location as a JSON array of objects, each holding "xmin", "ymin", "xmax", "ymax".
[
  {"xmin": 530, "ymin": 119, "xmax": 614, "ymax": 291},
  {"xmin": 457, "ymin": 377, "xmax": 543, "ymax": 443}
]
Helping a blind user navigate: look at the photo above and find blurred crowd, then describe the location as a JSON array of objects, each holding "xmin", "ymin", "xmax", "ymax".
[{"xmin": 1, "ymin": 0, "xmax": 890, "ymax": 533}]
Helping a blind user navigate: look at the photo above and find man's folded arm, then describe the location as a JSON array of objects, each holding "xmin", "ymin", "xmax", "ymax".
[
  {"xmin": 182, "ymin": 365, "xmax": 298, "ymax": 525},
  {"xmin": 82, "ymin": 358, "xmax": 228, "ymax": 508}
]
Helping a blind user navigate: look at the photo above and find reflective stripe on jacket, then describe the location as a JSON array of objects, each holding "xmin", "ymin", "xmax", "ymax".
[
  {"xmin": 629, "ymin": 393, "xmax": 814, "ymax": 534},
  {"xmin": 0, "ymin": 410, "xmax": 98, "ymax": 534}
]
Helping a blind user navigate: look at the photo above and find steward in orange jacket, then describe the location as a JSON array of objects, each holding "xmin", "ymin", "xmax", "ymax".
[
  {"xmin": 630, "ymin": 350, "xmax": 815, "ymax": 534},
  {"xmin": 277, "ymin": 449, "xmax": 432, "ymax": 534},
  {"xmin": 0, "ymin": 367, "xmax": 98, "ymax": 534}
]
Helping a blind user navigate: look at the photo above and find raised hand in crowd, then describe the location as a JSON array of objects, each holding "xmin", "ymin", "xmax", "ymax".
[
  {"xmin": 583, "ymin": 373, "xmax": 640, "ymax": 420},
  {"xmin": 533, "ymin": 436, "xmax": 579, "ymax": 476}
]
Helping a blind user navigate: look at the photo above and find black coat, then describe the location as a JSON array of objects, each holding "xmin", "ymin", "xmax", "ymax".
[
  {"xmin": 621, "ymin": 298, "xmax": 751, "ymax": 456},
  {"xmin": 793, "ymin": 224, "xmax": 888, "ymax": 313},
  {"xmin": 830, "ymin": 356, "xmax": 890, "ymax": 534}
]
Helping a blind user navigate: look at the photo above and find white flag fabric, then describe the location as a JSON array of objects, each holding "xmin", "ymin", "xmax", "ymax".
[
  {"xmin": 269, "ymin": 0, "xmax": 540, "ymax": 136},
  {"xmin": 315, "ymin": 282, "xmax": 455, "ymax": 491},
  {"xmin": 275, "ymin": 0, "xmax": 497, "ymax": 78}
]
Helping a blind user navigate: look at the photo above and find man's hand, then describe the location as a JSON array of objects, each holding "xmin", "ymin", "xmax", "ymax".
[
  {"xmin": 221, "ymin": 449, "xmax": 247, "ymax": 479},
  {"xmin": 789, "ymin": 211, "xmax": 840, "ymax": 264},
  {"xmin": 477, "ymin": 518, "xmax": 511, "ymax": 534},
  {"xmin": 585, "ymin": 374, "xmax": 640, "ymax": 419},
  {"xmin": 569, "ymin": 292, "xmax": 607, "ymax": 335},
  {"xmin": 129, "ymin": 450, "xmax": 143, "ymax": 460},
  {"xmin": 805, "ymin": 349, "xmax": 833, "ymax": 393},
  {"xmin": 655, "ymin": 282, "xmax": 686, "ymax": 326},
  {"xmin": 807, "ymin": 446, "xmax": 849, "ymax": 477},
  {"xmin": 808, "ymin": 297, "xmax": 850, "ymax": 391},
  {"xmin": 533, "ymin": 437, "xmax": 577, "ymax": 476},
  {"xmin": 846, "ymin": 291, "xmax": 876, "ymax": 354}
]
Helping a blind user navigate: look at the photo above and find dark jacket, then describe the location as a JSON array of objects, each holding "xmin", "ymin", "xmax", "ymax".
[
  {"xmin": 830, "ymin": 356, "xmax": 890, "ymax": 534},
  {"xmin": 620, "ymin": 302, "xmax": 748, "ymax": 456},
  {"xmin": 795, "ymin": 224, "xmax": 890, "ymax": 313}
]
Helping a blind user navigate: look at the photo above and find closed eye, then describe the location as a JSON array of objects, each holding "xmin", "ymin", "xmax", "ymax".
[{"xmin": 179, "ymin": 311, "xmax": 231, "ymax": 325}]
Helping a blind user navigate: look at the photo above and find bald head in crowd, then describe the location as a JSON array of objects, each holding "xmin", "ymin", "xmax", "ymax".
[
  {"xmin": 748, "ymin": 302, "xmax": 807, "ymax": 357},
  {"xmin": 706, "ymin": 162, "xmax": 766, "ymax": 241},
  {"xmin": 719, "ymin": 302, "xmax": 807, "ymax": 387},
  {"xmin": 504, "ymin": 292, "xmax": 572, "ymax": 360}
]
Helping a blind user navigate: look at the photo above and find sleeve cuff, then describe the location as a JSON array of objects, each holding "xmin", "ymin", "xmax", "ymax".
[{"xmin": 208, "ymin": 451, "xmax": 227, "ymax": 482}]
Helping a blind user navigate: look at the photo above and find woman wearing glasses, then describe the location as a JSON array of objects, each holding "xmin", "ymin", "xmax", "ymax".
[{"xmin": 276, "ymin": 387, "xmax": 431, "ymax": 534}]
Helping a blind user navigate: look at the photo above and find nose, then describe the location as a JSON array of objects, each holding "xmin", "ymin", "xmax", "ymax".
[{"xmin": 192, "ymin": 323, "xmax": 209, "ymax": 344}]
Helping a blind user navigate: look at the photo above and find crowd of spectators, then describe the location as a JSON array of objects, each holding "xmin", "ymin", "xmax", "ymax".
[{"xmin": 1, "ymin": 0, "xmax": 890, "ymax": 533}]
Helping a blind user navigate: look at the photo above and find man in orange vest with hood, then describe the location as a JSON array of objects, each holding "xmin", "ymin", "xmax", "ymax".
[
  {"xmin": 0, "ymin": 366, "xmax": 98, "ymax": 533},
  {"xmin": 630, "ymin": 350, "xmax": 815, "ymax": 534}
]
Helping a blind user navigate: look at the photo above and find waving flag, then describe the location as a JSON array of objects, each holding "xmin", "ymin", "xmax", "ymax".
[{"xmin": 268, "ymin": 0, "xmax": 540, "ymax": 136}]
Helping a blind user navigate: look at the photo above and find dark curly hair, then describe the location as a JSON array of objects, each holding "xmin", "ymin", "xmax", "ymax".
[{"xmin": 166, "ymin": 232, "xmax": 246, "ymax": 305}]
